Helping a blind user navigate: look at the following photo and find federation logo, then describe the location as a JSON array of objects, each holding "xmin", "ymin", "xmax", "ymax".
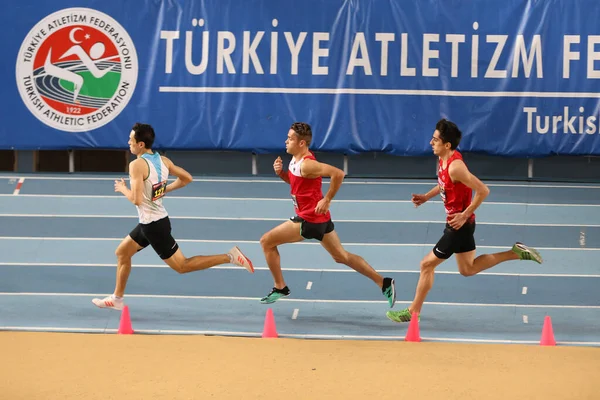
[{"xmin": 16, "ymin": 8, "xmax": 138, "ymax": 132}]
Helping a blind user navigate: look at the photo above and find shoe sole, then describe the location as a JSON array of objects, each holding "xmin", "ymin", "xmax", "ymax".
[
  {"xmin": 92, "ymin": 299, "xmax": 124, "ymax": 311},
  {"xmin": 389, "ymin": 279, "xmax": 396, "ymax": 308},
  {"xmin": 529, "ymin": 249, "xmax": 543, "ymax": 264},
  {"xmin": 516, "ymin": 242, "xmax": 543, "ymax": 264},
  {"xmin": 385, "ymin": 312, "xmax": 408, "ymax": 323},
  {"xmin": 233, "ymin": 246, "xmax": 255, "ymax": 273},
  {"xmin": 386, "ymin": 314, "xmax": 416, "ymax": 323},
  {"xmin": 260, "ymin": 293, "xmax": 289, "ymax": 304}
]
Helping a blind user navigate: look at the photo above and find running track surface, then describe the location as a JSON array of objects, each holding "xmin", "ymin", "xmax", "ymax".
[{"xmin": 0, "ymin": 174, "xmax": 598, "ymax": 346}]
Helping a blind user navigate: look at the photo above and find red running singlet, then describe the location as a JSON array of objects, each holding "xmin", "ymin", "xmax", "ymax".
[
  {"xmin": 287, "ymin": 153, "xmax": 331, "ymax": 223},
  {"xmin": 437, "ymin": 150, "xmax": 475, "ymax": 224}
]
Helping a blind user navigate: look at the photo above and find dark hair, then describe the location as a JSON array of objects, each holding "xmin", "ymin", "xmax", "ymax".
[
  {"xmin": 436, "ymin": 119, "xmax": 462, "ymax": 150},
  {"xmin": 132, "ymin": 123, "xmax": 155, "ymax": 149},
  {"xmin": 290, "ymin": 122, "xmax": 312, "ymax": 147}
]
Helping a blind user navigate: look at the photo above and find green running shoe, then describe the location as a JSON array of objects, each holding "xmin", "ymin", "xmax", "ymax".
[
  {"xmin": 260, "ymin": 286, "xmax": 290, "ymax": 304},
  {"xmin": 511, "ymin": 242, "xmax": 543, "ymax": 264},
  {"xmin": 386, "ymin": 308, "xmax": 420, "ymax": 323},
  {"xmin": 382, "ymin": 277, "xmax": 396, "ymax": 308}
]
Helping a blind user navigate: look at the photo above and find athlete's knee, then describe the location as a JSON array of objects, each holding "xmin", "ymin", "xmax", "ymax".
[
  {"xmin": 115, "ymin": 247, "xmax": 131, "ymax": 263},
  {"xmin": 259, "ymin": 234, "xmax": 269, "ymax": 249},
  {"xmin": 420, "ymin": 258, "xmax": 437, "ymax": 273},
  {"xmin": 170, "ymin": 259, "xmax": 190, "ymax": 274},
  {"xmin": 419, "ymin": 259, "xmax": 435, "ymax": 271},
  {"xmin": 331, "ymin": 250, "xmax": 350, "ymax": 264},
  {"xmin": 260, "ymin": 233, "xmax": 276, "ymax": 251},
  {"xmin": 164, "ymin": 255, "xmax": 190, "ymax": 274},
  {"xmin": 458, "ymin": 265, "xmax": 475, "ymax": 277}
]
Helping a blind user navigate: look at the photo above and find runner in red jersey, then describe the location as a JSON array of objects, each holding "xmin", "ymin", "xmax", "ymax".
[
  {"xmin": 259, "ymin": 122, "xmax": 396, "ymax": 307},
  {"xmin": 386, "ymin": 119, "xmax": 543, "ymax": 323}
]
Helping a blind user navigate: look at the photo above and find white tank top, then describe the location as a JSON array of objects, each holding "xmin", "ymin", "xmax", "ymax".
[{"xmin": 136, "ymin": 152, "xmax": 169, "ymax": 224}]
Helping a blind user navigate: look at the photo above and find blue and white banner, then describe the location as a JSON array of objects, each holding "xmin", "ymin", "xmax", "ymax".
[{"xmin": 3, "ymin": 0, "xmax": 600, "ymax": 156}]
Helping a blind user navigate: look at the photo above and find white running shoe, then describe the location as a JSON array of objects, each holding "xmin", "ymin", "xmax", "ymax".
[
  {"xmin": 229, "ymin": 246, "xmax": 254, "ymax": 273},
  {"xmin": 92, "ymin": 295, "xmax": 124, "ymax": 310}
]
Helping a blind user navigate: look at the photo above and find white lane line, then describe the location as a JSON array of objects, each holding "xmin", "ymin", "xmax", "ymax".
[
  {"xmin": 0, "ymin": 237, "xmax": 599, "ymax": 251},
  {"xmin": 0, "ymin": 213, "xmax": 599, "ymax": 227},
  {"xmin": 1, "ymin": 193, "xmax": 599, "ymax": 208},
  {"xmin": 2, "ymin": 263, "xmax": 600, "ymax": 278},
  {"xmin": 1, "ymin": 293, "xmax": 599, "ymax": 309},
  {"xmin": 0, "ymin": 175, "xmax": 598, "ymax": 189}
]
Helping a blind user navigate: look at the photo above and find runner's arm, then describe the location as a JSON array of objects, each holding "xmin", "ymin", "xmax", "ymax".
[
  {"xmin": 116, "ymin": 159, "xmax": 145, "ymax": 206},
  {"xmin": 424, "ymin": 185, "xmax": 441, "ymax": 200},
  {"xmin": 449, "ymin": 160, "xmax": 489, "ymax": 218},
  {"xmin": 300, "ymin": 159, "xmax": 345, "ymax": 202},
  {"xmin": 277, "ymin": 171, "xmax": 290, "ymax": 184},
  {"xmin": 162, "ymin": 156, "xmax": 193, "ymax": 194},
  {"xmin": 274, "ymin": 156, "xmax": 290, "ymax": 184}
]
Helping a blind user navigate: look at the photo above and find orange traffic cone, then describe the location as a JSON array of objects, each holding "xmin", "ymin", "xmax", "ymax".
[
  {"xmin": 118, "ymin": 305, "xmax": 134, "ymax": 335},
  {"xmin": 540, "ymin": 315, "xmax": 556, "ymax": 346},
  {"xmin": 262, "ymin": 308, "xmax": 278, "ymax": 338},
  {"xmin": 405, "ymin": 312, "xmax": 421, "ymax": 342}
]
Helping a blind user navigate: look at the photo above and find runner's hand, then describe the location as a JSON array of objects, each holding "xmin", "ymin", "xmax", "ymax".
[
  {"xmin": 274, "ymin": 156, "xmax": 283, "ymax": 175},
  {"xmin": 114, "ymin": 178, "xmax": 127, "ymax": 194},
  {"xmin": 411, "ymin": 193, "xmax": 428, "ymax": 207},
  {"xmin": 448, "ymin": 212, "xmax": 468, "ymax": 230},
  {"xmin": 315, "ymin": 197, "xmax": 330, "ymax": 214}
]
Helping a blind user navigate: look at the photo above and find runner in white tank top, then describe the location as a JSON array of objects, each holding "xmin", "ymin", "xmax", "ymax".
[
  {"xmin": 136, "ymin": 151, "xmax": 169, "ymax": 224},
  {"xmin": 93, "ymin": 123, "xmax": 254, "ymax": 311}
]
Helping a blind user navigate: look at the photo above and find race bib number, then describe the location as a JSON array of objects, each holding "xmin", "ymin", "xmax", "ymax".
[
  {"xmin": 151, "ymin": 181, "xmax": 167, "ymax": 201},
  {"xmin": 291, "ymin": 194, "xmax": 299, "ymax": 209}
]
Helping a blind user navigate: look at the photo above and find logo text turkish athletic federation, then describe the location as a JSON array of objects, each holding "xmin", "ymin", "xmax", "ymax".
[{"xmin": 16, "ymin": 8, "xmax": 138, "ymax": 132}]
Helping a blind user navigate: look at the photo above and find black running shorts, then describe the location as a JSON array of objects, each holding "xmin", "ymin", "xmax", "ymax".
[
  {"xmin": 290, "ymin": 215, "xmax": 335, "ymax": 241},
  {"xmin": 432, "ymin": 221, "xmax": 476, "ymax": 259},
  {"xmin": 129, "ymin": 216, "xmax": 179, "ymax": 260}
]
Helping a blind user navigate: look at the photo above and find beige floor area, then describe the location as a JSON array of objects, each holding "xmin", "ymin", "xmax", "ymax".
[{"xmin": 1, "ymin": 332, "xmax": 599, "ymax": 400}]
